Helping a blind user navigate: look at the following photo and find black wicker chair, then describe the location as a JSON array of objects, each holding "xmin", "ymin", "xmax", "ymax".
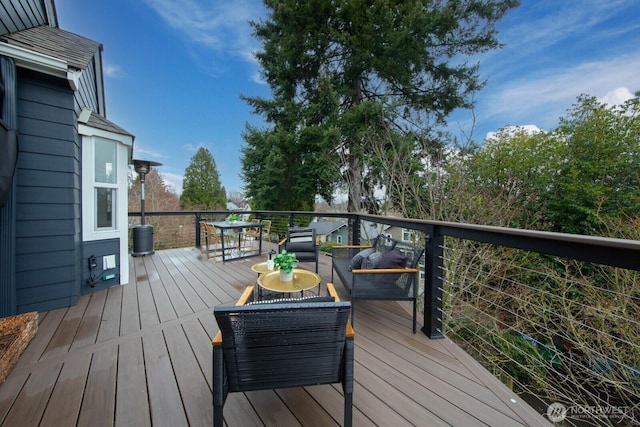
[
  {"xmin": 212, "ymin": 283, "xmax": 354, "ymax": 427},
  {"xmin": 278, "ymin": 227, "xmax": 319, "ymax": 272}
]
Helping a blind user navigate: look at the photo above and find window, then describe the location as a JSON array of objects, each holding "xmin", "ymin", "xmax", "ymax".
[
  {"xmin": 402, "ymin": 229, "xmax": 415, "ymax": 242},
  {"xmin": 336, "ymin": 235, "xmax": 343, "ymax": 244},
  {"xmin": 94, "ymin": 139, "xmax": 116, "ymax": 230}
]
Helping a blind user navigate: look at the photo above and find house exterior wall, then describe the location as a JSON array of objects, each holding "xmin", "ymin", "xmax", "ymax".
[
  {"xmin": 14, "ymin": 68, "xmax": 82, "ymax": 312},
  {"xmin": 0, "ymin": 0, "xmax": 130, "ymax": 316},
  {"xmin": 327, "ymin": 228, "xmax": 348, "ymax": 244}
]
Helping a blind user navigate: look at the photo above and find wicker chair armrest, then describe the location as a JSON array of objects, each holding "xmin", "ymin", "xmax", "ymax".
[
  {"xmin": 327, "ymin": 282, "xmax": 355, "ymax": 338},
  {"xmin": 212, "ymin": 331, "xmax": 222, "ymax": 346},
  {"xmin": 278, "ymin": 236, "xmax": 287, "ymax": 246},
  {"xmin": 327, "ymin": 282, "xmax": 340, "ymax": 300},
  {"xmin": 236, "ymin": 286, "xmax": 254, "ymax": 305},
  {"xmin": 212, "ymin": 286, "xmax": 255, "ymax": 346}
]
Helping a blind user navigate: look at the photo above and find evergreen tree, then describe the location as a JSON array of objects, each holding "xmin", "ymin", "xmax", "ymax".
[
  {"xmin": 241, "ymin": 0, "xmax": 519, "ymax": 212},
  {"xmin": 180, "ymin": 147, "xmax": 226, "ymax": 209}
]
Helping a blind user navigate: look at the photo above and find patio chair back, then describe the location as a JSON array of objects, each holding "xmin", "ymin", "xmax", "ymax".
[
  {"xmin": 280, "ymin": 227, "xmax": 319, "ymax": 272},
  {"xmin": 213, "ymin": 289, "xmax": 354, "ymax": 427},
  {"xmin": 214, "ymin": 300, "xmax": 351, "ymax": 391}
]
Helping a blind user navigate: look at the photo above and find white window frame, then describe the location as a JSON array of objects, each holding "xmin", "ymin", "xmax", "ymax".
[{"xmin": 402, "ymin": 228, "xmax": 415, "ymax": 242}]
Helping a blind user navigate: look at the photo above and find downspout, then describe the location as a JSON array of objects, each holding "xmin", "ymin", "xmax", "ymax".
[{"xmin": 0, "ymin": 55, "xmax": 19, "ymax": 316}]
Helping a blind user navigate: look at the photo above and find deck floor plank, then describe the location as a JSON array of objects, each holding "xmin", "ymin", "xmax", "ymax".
[
  {"xmin": 305, "ymin": 385, "xmax": 378, "ymax": 427},
  {"xmin": 136, "ymin": 264, "xmax": 160, "ymax": 329},
  {"xmin": 115, "ymin": 338, "xmax": 151, "ymax": 427},
  {"xmin": 150, "ymin": 252, "xmax": 194, "ymax": 318},
  {"xmin": 143, "ymin": 330, "xmax": 189, "ymax": 426},
  {"xmin": 163, "ymin": 322, "xmax": 213, "ymax": 425},
  {"xmin": 39, "ymin": 351, "xmax": 91, "ymax": 427},
  {"xmin": 15, "ymin": 307, "xmax": 67, "ymax": 366},
  {"xmin": 120, "ymin": 257, "xmax": 142, "ymax": 335},
  {"xmin": 0, "ymin": 247, "xmax": 550, "ymax": 427},
  {"xmin": 0, "ymin": 370, "xmax": 30, "ymax": 423},
  {"xmin": 156, "ymin": 250, "xmax": 208, "ymax": 313},
  {"xmin": 277, "ymin": 387, "xmax": 339, "ymax": 426},
  {"xmin": 221, "ymin": 392, "xmax": 264, "ymax": 427},
  {"xmin": 1, "ymin": 361, "xmax": 62, "ymax": 426},
  {"xmin": 164, "ymin": 249, "xmax": 222, "ymax": 307},
  {"xmin": 143, "ymin": 256, "xmax": 177, "ymax": 323},
  {"xmin": 245, "ymin": 389, "xmax": 302, "ymax": 426},
  {"xmin": 182, "ymin": 315, "xmax": 215, "ymax": 390},
  {"xmin": 70, "ymin": 290, "xmax": 107, "ymax": 350},
  {"xmin": 77, "ymin": 345, "xmax": 118, "ymax": 427},
  {"xmin": 40, "ymin": 295, "xmax": 89, "ymax": 359},
  {"xmin": 96, "ymin": 284, "xmax": 123, "ymax": 343}
]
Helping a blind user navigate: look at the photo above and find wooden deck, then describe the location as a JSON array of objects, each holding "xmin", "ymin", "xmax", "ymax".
[{"xmin": 0, "ymin": 247, "xmax": 550, "ymax": 426}]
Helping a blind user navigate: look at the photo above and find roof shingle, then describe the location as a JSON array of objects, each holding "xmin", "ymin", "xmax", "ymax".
[{"xmin": 3, "ymin": 25, "xmax": 101, "ymax": 70}]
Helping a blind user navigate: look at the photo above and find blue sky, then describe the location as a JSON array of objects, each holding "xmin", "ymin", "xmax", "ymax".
[{"xmin": 55, "ymin": 0, "xmax": 640, "ymax": 195}]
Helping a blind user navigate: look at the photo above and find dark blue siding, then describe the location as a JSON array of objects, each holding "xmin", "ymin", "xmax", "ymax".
[
  {"xmin": 15, "ymin": 68, "xmax": 81, "ymax": 313},
  {"xmin": 82, "ymin": 239, "xmax": 120, "ymax": 295},
  {"xmin": 74, "ymin": 58, "xmax": 99, "ymax": 114}
]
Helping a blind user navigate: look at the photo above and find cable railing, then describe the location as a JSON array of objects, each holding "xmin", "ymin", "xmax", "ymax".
[
  {"xmin": 130, "ymin": 210, "xmax": 640, "ymax": 425},
  {"xmin": 438, "ymin": 240, "xmax": 639, "ymax": 426}
]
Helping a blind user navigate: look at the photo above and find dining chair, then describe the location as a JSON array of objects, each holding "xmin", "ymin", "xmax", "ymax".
[{"xmin": 203, "ymin": 223, "xmax": 234, "ymax": 262}]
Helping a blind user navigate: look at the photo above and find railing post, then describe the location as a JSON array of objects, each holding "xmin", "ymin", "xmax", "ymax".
[
  {"xmin": 352, "ymin": 215, "xmax": 360, "ymax": 245},
  {"xmin": 422, "ymin": 226, "xmax": 444, "ymax": 339},
  {"xmin": 195, "ymin": 212, "xmax": 201, "ymax": 248}
]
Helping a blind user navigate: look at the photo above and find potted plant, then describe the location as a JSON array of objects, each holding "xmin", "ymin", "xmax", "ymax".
[
  {"xmin": 227, "ymin": 213, "xmax": 239, "ymax": 222},
  {"xmin": 272, "ymin": 249, "xmax": 298, "ymax": 282}
]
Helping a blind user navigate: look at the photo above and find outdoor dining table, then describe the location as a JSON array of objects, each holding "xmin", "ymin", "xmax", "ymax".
[{"xmin": 208, "ymin": 221, "xmax": 264, "ymax": 262}]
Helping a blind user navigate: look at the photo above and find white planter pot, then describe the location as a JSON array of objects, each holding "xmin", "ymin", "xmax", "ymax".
[{"xmin": 279, "ymin": 270, "xmax": 293, "ymax": 282}]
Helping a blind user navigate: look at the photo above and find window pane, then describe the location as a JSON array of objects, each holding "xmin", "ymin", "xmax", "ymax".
[
  {"xmin": 96, "ymin": 188, "xmax": 114, "ymax": 228},
  {"xmin": 95, "ymin": 139, "xmax": 116, "ymax": 183}
]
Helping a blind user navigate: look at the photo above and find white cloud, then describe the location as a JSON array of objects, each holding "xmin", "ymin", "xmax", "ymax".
[
  {"xmin": 133, "ymin": 145, "xmax": 167, "ymax": 161},
  {"xmin": 481, "ymin": 54, "xmax": 640, "ymax": 129},
  {"xmin": 160, "ymin": 171, "xmax": 183, "ymax": 195},
  {"xmin": 599, "ymin": 87, "xmax": 635, "ymax": 106},
  {"xmin": 142, "ymin": 0, "xmax": 263, "ymax": 59},
  {"xmin": 104, "ymin": 63, "xmax": 122, "ymax": 78},
  {"xmin": 486, "ymin": 124, "xmax": 543, "ymax": 141}
]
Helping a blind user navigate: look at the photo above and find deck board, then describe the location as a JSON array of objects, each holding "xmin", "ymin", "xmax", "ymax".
[
  {"xmin": 0, "ymin": 247, "xmax": 551, "ymax": 427},
  {"xmin": 70, "ymin": 289, "xmax": 106, "ymax": 350},
  {"xmin": 41, "ymin": 296, "xmax": 88, "ymax": 358},
  {"xmin": 164, "ymin": 322, "xmax": 212, "ymax": 426},
  {"xmin": 39, "ymin": 351, "xmax": 91, "ymax": 427},
  {"xmin": 115, "ymin": 337, "xmax": 151, "ymax": 427},
  {"xmin": 77, "ymin": 345, "xmax": 117, "ymax": 427},
  {"xmin": 1, "ymin": 361, "xmax": 61, "ymax": 426},
  {"xmin": 143, "ymin": 330, "xmax": 189, "ymax": 426},
  {"xmin": 97, "ymin": 285, "xmax": 123, "ymax": 343},
  {"xmin": 15, "ymin": 308, "xmax": 66, "ymax": 366}
]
